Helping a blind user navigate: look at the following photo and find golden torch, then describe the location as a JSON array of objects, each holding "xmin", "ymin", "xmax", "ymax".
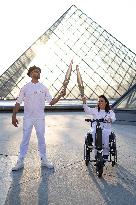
[
  {"xmin": 63, "ymin": 59, "xmax": 73, "ymax": 88},
  {"xmin": 76, "ymin": 65, "xmax": 84, "ymax": 97}
]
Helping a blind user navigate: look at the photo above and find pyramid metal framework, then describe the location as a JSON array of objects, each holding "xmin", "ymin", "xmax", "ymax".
[{"xmin": 0, "ymin": 5, "xmax": 136, "ymax": 101}]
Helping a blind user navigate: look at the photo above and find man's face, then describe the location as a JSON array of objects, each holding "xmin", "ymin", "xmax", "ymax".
[{"xmin": 30, "ymin": 68, "xmax": 41, "ymax": 79}]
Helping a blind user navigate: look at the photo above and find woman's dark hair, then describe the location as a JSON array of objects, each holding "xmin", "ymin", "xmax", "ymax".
[{"xmin": 98, "ymin": 95, "xmax": 111, "ymax": 113}]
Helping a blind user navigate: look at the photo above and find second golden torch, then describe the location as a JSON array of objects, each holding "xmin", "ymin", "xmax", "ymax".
[{"xmin": 76, "ymin": 65, "xmax": 84, "ymax": 97}]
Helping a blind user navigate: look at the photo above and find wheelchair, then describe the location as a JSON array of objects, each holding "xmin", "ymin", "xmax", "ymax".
[{"xmin": 84, "ymin": 118, "xmax": 117, "ymax": 177}]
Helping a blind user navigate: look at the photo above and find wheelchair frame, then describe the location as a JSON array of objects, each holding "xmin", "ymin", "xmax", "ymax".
[{"xmin": 84, "ymin": 118, "xmax": 117, "ymax": 177}]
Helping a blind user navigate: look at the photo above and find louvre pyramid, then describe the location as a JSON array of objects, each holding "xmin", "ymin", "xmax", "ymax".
[
  {"xmin": 112, "ymin": 83, "xmax": 136, "ymax": 110},
  {"xmin": 0, "ymin": 5, "xmax": 136, "ymax": 101}
]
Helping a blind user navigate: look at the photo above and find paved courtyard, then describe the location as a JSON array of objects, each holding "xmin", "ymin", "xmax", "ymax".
[{"xmin": 0, "ymin": 112, "xmax": 136, "ymax": 205}]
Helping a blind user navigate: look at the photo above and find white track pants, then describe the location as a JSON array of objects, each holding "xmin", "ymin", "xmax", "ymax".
[
  {"xmin": 19, "ymin": 118, "xmax": 46, "ymax": 159},
  {"xmin": 92, "ymin": 128, "xmax": 111, "ymax": 156}
]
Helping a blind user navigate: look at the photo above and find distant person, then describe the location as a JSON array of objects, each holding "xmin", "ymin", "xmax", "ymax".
[
  {"xmin": 12, "ymin": 65, "xmax": 66, "ymax": 171},
  {"xmin": 82, "ymin": 95, "xmax": 116, "ymax": 161}
]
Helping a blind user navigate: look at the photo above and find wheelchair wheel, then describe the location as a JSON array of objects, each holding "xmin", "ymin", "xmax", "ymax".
[
  {"xmin": 109, "ymin": 132, "xmax": 117, "ymax": 166},
  {"xmin": 96, "ymin": 166, "xmax": 103, "ymax": 177},
  {"xmin": 111, "ymin": 148, "xmax": 117, "ymax": 166},
  {"xmin": 84, "ymin": 144, "xmax": 90, "ymax": 166},
  {"xmin": 95, "ymin": 152, "xmax": 103, "ymax": 177}
]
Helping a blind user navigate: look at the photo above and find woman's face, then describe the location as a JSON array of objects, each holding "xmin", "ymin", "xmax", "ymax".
[{"xmin": 98, "ymin": 97, "xmax": 107, "ymax": 110}]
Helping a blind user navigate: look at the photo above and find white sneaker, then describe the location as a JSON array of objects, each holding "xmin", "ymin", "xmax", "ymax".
[
  {"xmin": 12, "ymin": 159, "xmax": 24, "ymax": 171},
  {"xmin": 41, "ymin": 158, "xmax": 54, "ymax": 169}
]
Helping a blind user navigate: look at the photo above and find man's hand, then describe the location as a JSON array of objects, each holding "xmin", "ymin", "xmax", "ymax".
[
  {"xmin": 12, "ymin": 115, "xmax": 19, "ymax": 127},
  {"xmin": 50, "ymin": 88, "xmax": 66, "ymax": 106},
  {"xmin": 12, "ymin": 103, "xmax": 20, "ymax": 127}
]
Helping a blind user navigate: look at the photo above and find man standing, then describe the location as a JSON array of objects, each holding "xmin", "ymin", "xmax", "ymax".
[{"xmin": 12, "ymin": 65, "xmax": 66, "ymax": 171}]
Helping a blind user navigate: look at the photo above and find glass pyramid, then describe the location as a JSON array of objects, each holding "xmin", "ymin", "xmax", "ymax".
[
  {"xmin": 112, "ymin": 83, "xmax": 136, "ymax": 110},
  {"xmin": 0, "ymin": 5, "xmax": 136, "ymax": 101}
]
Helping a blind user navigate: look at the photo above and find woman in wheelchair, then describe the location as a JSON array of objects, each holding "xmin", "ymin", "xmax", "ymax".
[{"xmin": 82, "ymin": 95, "xmax": 116, "ymax": 163}]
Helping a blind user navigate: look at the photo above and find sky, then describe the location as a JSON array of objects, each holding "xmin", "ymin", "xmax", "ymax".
[{"xmin": 0, "ymin": 0, "xmax": 136, "ymax": 75}]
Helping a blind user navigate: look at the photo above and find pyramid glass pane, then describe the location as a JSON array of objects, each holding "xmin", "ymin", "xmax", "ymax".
[{"xmin": 0, "ymin": 5, "xmax": 136, "ymax": 101}]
